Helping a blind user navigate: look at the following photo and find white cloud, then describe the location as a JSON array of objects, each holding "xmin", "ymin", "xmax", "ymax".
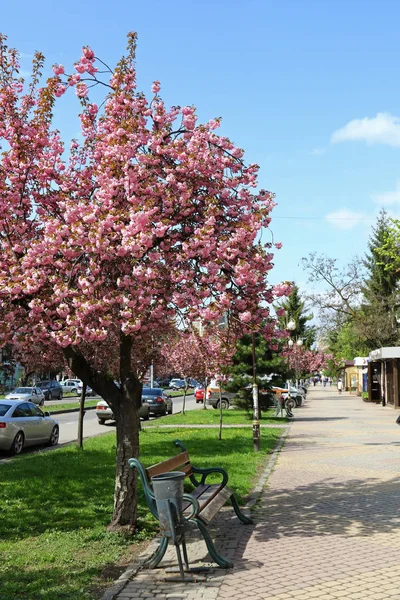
[
  {"xmin": 331, "ymin": 112, "xmax": 400, "ymax": 147},
  {"xmin": 310, "ymin": 147, "xmax": 326, "ymax": 156},
  {"xmin": 373, "ymin": 180, "xmax": 400, "ymax": 205},
  {"xmin": 325, "ymin": 208, "xmax": 370, "ymax": 230}
]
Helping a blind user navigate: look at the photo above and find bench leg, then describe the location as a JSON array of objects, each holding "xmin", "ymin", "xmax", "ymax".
[
  {"xmin": 231, "ymin": 495, "xmax": 254, "ymax": 525},
  {"xmin": 194, "ymin": 518, "xmax": 233, "ymax": 569},
  {"xmin": 144, "ymin": 535, "xmax": 169, "ymax": 568}
]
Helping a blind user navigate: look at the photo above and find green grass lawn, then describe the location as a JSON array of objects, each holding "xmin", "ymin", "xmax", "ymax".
[
  {"xmin": 0, "ymin": 425, "xmax": 282, "ymax": 600},
  {"xmin": 150, "ymin": 407, "xmax": 287, "ymax": 426},
  {"xmin": 45, "ymin": 399, "xmax": 98, "ymax": 412}
]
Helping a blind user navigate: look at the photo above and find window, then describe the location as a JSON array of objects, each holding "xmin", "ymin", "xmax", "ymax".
[
  {"xmin": 13, "ymin": 403, "xmax": 31, "ymax": 418},
  {"xmin": 0, "ymin": 404, "xmax": 11, "ymax": 417},
  {"xmin": 28, "ymin": 403, "xmax": 44, "ymax": 417}
]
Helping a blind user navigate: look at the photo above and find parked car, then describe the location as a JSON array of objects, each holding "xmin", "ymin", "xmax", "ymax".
[
  {"xmin": 142, "ymin": 387, "xmax": 173, "ymax": 416},
  {"xmin": 60, "ymin": 379, "xmax": 81, "ymax": 395},
  {"xmin": 0, "ymin": 400, "xmax": 59, "ymax": 455},
  {"xmin": 37, "ymin": 380, "xmax": 63, "ymax": 401},
  {"xmin": 169, "ymin": 379, "xmax": 186, "ymax": 390},
  {"xmin": 195, "ymin": 387, "xmax": 205, "ymax": 403},
  {"xmin": 77, "ymin": 382, "xmax": 95, "ymax": 397},
  {"xmin": 155, "ymin": 377, "xmax": 171, "ymax": 387},
  {"xmin": 5, "ymin": 387, "xmax": 45, "ymax": 406},
  {"xmin": 95, "ymin": 399, "xmax": 150, "ymax": 424},
  {"xmin": 207, "ymin": 389, "xmax": 236, "ymax": 410}
]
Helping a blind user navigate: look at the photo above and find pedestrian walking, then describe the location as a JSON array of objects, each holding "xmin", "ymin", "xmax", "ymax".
[{"xmin": 337, "ymin": 378, "xmax": 343, "ymax": 394}]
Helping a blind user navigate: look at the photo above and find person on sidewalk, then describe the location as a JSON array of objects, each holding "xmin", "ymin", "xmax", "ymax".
[{"xmin": 337, "ymin": 379, "xmax": 343, "ymax": 394}]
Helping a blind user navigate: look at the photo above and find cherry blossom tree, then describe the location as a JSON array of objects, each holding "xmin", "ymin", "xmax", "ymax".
[
  {"xmin": 0, "ymin": 33, "xmax": 288, "ymax": 533},
  {"xmin": 283, "ymin": 345, "xmax": 332, "ymax": 378}
]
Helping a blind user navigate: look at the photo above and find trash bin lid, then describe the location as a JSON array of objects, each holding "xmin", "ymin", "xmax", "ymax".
[{"xmin": 151, "ymin": 471, "xmax": 186, "ymax": 482}]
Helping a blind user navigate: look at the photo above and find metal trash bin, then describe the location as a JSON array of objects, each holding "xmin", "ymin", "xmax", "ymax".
[{"xmin": 151, "ymin": 471, "xmax": 185, "ymax": 544}]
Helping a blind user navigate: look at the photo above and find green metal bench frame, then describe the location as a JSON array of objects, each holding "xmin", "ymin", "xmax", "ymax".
[{"xmin": 129, "ymin": 439, "xmax": 253, "ymax": 569}]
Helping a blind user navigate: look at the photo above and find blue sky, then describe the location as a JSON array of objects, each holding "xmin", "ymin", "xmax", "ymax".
[{"xmin": 3, "ymin": 0, "xmax": 400, "ymax": 291}]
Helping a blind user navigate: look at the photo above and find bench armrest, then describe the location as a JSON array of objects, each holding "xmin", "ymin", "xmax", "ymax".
[
  {"xmin": 192, "ymin": 465, "xmax": 229, "ymax": 487},
  {"xmin": 128, "ymin": 457, "xmax": 159, "ymax": 519},
  {"xmin": 173, "ymin": 439, "xmax": 228, "ymax": 487}
]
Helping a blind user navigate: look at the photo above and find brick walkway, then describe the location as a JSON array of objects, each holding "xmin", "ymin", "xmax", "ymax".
[{"xmin": 112, "ymin": 388, "xmax": 400, "ymax": 600}]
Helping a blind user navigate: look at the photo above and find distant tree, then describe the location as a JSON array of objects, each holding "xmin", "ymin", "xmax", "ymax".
[
  {"xmin": 277, "ymin": 284, "xmax": 316, "ymax": 348},
  {"xmin": 358, "ymin": 208, "xmax": 400, "ymax": 348}
]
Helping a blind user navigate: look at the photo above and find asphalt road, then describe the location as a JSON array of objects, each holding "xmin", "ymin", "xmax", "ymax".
[{"xmin": 57, "ymin": 393, "xmax": 199, "ymax": 444}]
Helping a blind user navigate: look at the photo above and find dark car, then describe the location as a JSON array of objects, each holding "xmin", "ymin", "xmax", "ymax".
[
  {"xmin": 142, "ymin": 387, "xmax": 173, "ymax": 416},
  {"xmin": 37, "ymin": 380, "xmax": 63, "ymax": 401},
  {"xmin": 207, "ymin": 390, "xmax": 236, "ymax": 410},
  {"xmin": 155, "ymin": 377, "xmax": 171, "ymax": 387}
]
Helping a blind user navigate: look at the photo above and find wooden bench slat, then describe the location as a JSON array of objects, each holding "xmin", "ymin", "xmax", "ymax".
[
  {"xmin": 198, "ymin": 486, "xmax": 233, "ymax": 525},
  {"xmin": 146, "ymin": 451, "xmax": 192, "ymax": 480}
]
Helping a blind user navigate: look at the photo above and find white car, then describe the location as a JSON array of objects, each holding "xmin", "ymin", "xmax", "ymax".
[
  {"xmin": 95, "ymin": 400, "xmax": 150, "ymax": 424},
  {"xmin": 77, "ymin": 382, "xmax": 95, "ymax": 397},
  {"xmin": 60, "ymin": 379, "xmax": 81, "ymax": 394},
  {"xmin": 6, "ymin": 387, "xmax": 45, "ymax": 406}
]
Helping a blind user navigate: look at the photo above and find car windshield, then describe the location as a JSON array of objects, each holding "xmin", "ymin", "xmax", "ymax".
[
  {"xmin": 142, "ymin": 388, "xmax": 163, "ymax": 396},
  {"xmin": 12, "ymin": 388, "xmax": 32, "ymax": 394},
  {"xmin": 0, "ymin": 403, "xmax": 11, "ymax": 416},
  {"xmin": 38, "ymin": 382, "xmax": 50, "ymax": 388}
]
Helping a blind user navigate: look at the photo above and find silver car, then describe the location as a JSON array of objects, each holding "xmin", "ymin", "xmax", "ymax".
[
  {"xmin": 6, "ymin": 387, "xmax": 45, "ymax": 406},
  {"xmin": 0, "ymin": 400, "xmax": 59, "ymax": 455},
  {"xmin": 60, "ymin": 379, "xmax": 81, "ymax": 394},
  {"xmin": 95, "ymin": 399, "xmax": 150, "ymax": 424}
]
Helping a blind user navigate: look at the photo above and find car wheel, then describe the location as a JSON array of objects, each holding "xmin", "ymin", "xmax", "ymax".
[
  {"xmin": 217, "ymin": 399, "xmax": 229, "ymax": 410},
  {"xmin": 168, "ymin": 405, "xmax": 173, "ymax": 415},
  {"xmin": 162, "ymin": 407, "xmax": 167, "ymax": 416},
  {"xmin": 39, "ymin": 398, "xmax": 44, "ymax": 406},
  {"xmin": 72, "ymin": 388, "xmax": 78, "ymax": 396},
  {"xmin": 47, "ymin": 425, "xmax": 59, "ymax": 446},
  {"xmin": 10, "ymin": 431, "xmax": 24, "ymax": 455},
  {"xmin": 98, "ymin": 419, "xmax": 106, "ymax": 425},
  {"xmin": 143, "ymin": 410, "xmax": 150, "ymax": 421},
  {"xmin": 58, "ymin": 392, "xmax": 62, "ymax": 400}
]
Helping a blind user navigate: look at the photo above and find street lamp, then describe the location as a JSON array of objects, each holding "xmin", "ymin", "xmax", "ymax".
[{"xmin": 287, "ymin": 319, "xmax": 296, "ymax": 387}]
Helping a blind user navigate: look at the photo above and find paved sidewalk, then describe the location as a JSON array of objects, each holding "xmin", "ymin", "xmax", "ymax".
[{"xmin": 113, "ymin": 388, "xmax": 400, "ymax": 600}]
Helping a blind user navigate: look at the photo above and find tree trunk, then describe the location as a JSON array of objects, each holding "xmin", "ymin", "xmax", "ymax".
[
  {"xmin": 77, "ymin": 382, "xmax": 86, "ymax": 448},
  {"xmin": 218, "ymin": 385, "xmax": 223, "ymax": 440},
  {"xmin": 63, "ymin": 340, "xmax": 142, "ymax": 535},
  {"xmin": 107, "ymin": 381, "xmax": 141, "ymax": 534},
  {"xmin": 182, "ymin": 377, "xmax": 187, "ymax": 415},
  {"xmin": 203, "ymin": 376, "xmax": 208, "ymax": 409}
]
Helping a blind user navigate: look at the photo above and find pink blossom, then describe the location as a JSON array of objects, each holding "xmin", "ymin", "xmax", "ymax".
[
  {"xmin": 151, "ymin": 80, "xmax": 160, "ymax": 94},
  {"xmin": 274, "ymin": 242, "xmax": 282, "ymax": 249},
  {"xmin": 75, "ymin": 83, "xmax": 88, "ymax": 98},
  {"xmin": 54, "ymin": 84, "xmax": 67, "ymax": 98},
  {"xmin": 52, "ymin": 64, "xmax": 65, "ymax": 76}
]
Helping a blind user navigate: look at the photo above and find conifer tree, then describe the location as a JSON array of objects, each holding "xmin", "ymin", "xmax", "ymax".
[{"xmin": 278, "ymin": 285, "xmax": 316, "ymax": 349}]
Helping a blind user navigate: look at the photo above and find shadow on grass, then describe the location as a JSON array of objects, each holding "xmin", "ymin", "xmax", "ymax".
[
  {"xmin": 0, "ymin": 427, "xmax": 281, "ymax": 541},
  {"xmin": 0, "ymin": 562, "xmax": 100, "ymax": 600}
]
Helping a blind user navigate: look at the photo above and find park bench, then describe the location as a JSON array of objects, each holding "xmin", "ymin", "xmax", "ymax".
[{"xmin": 129, "ymin": 439, "xmax": 253, "ymax": 569}]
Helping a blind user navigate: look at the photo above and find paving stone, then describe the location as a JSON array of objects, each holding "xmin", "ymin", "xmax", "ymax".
[{"xmin": 108, "ymin": 389, "xmax": 400, "ymax": 600}]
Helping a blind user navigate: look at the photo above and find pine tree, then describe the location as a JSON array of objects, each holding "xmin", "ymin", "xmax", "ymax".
[
  {"xmin": 360, "ymin": 208, "xmax": 400, "ymax": 348},
  {"xmin": 363, "ymin": 208, "xmax": 398, "ymax": 301}
]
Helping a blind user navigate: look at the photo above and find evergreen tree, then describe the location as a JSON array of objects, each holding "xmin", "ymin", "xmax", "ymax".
[
  {"xmin": 363, "ymin": 208, "xmax": 398, "ymax": 301},
  {"xmin": 277, "ymin": 285, "xmax": 316, "ymax": 349},
  {"xmin": 360, "ymin": 208, "xmax": 400, "ymax": 348}
]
